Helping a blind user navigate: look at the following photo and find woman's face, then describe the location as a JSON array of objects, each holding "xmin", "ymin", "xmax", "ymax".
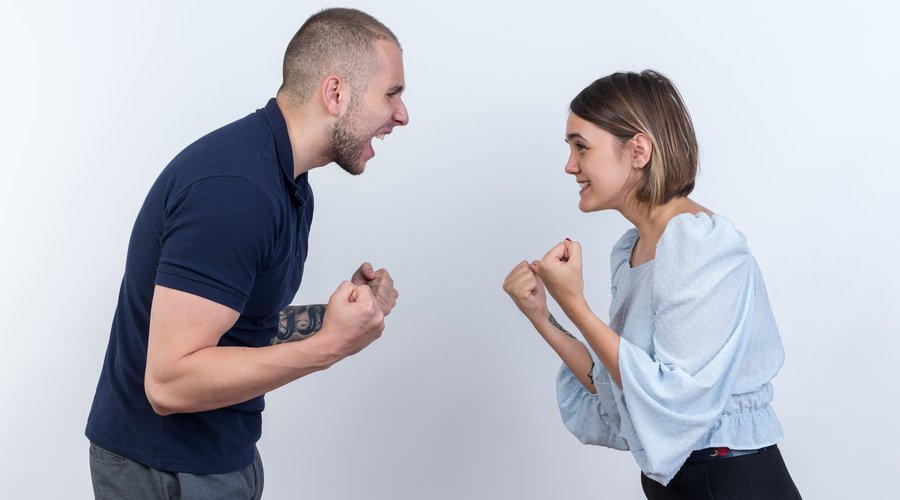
[{"xmin": 563, "ymin": 113, "xmax": 642, "ymax": 213}]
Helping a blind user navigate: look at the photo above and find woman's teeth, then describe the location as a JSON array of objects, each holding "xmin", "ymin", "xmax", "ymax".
[{"xmin": 579, "ymin": 181, "xmax": 590, "ymax": 191}]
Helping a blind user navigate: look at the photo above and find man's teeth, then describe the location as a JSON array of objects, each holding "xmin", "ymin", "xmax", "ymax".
[{"xmin": 375, "ymin": 134, "xmax": 385, "ymax": 140}]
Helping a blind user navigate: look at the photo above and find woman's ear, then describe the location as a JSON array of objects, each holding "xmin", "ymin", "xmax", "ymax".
[{"xmin": 631, "ymin": 133, "xmax": 653, "ymax": 169}]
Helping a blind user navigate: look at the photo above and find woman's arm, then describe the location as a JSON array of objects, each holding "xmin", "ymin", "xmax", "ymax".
[
  {"xmin": 557, "ymin": 298, "xmax": 621, "ymax": 388},
  {"xmin": 503, "ymin": 260, "xmax": 596, "ymax": 393},
  {"xmin": 533, "ymin": 312, "xmax": 596, "ymax": 393},
  {"xmin": 536, "ymin": 240, "xmax": 622, "ymax": 387}
]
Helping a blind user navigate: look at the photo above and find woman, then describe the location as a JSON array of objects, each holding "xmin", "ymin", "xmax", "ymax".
[{"xmin": 502, "ymin": 70, "xmax": 801, "ymax": 499}]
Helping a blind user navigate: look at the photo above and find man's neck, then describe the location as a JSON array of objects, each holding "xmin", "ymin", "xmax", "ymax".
[{"xmin": 275, "ymin": 94, "xmax": 331, "ymax": 179}]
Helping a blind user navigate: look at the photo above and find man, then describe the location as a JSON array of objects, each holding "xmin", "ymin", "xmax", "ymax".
[{"xmin": 85, "ymin": 8, "xmax": 408, "ymax": 498}]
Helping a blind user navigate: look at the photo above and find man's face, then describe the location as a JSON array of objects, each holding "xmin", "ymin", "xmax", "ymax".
[{"xmin": 330, "ymin": 39, "xmax": 409, "ymax": 175}]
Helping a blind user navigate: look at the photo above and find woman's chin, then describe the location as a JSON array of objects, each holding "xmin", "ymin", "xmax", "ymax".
[{"xmin": 578, "ymin": 199, "xmax": 597, "ymax": 213}]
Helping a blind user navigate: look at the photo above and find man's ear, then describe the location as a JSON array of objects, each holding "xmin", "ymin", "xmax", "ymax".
[
  {"xmin": 321, "ymin": 75, "xmax": 344, "ymax": 117},
  {"xmin": 631, "ymin": 133, "xmax": 653, "ymax": 169}
]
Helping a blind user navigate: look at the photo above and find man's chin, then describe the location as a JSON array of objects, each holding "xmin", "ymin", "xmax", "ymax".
[{"xmin": 337, "ymin": 160, "xmax": 366, "ymax": 176}]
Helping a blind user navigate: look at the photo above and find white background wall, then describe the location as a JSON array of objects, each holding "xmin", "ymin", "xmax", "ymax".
[{"xmin": 2, "ymin": 1, "xmax": 898, "ymax": 498}]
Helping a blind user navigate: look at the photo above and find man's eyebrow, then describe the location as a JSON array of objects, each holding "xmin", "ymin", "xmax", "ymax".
[{"xmin": 387, "ymin": 84, "xmax": 404, "ymax": 94}]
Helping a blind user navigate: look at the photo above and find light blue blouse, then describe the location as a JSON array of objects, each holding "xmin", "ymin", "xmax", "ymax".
[{"xmin": 556, "ymin": 213, "xmax": 785, "ymax": 485}]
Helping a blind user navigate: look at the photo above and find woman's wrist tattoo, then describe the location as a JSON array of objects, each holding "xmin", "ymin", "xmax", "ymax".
[{"xmin": 548, "ymin": 313, "xmax": 576, "ymax": 340}]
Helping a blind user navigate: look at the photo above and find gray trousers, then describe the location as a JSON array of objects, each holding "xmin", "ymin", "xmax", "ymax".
[{"xmin": 89, "ymin": 442, "xmax": 264, "ymax": 499}]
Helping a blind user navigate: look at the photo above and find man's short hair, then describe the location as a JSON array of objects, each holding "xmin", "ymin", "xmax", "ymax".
[{"xmin": 279, "ymin": 8, "xmax": 400, "ymax": 104}]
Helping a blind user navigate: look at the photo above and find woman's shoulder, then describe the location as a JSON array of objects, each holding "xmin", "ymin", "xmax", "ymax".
[
  {"xmin": 656, "ymin": 212, "xmax": 751, "ymax": 273},
  {"xmin": 661, "ymin": 212, "xmax": 747, "ymax": 248}
]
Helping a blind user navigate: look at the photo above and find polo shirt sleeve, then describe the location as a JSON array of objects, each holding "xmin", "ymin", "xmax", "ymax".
[{"xmin": 155, "ymin": 176, "xmax": 277, "ymax": 313}]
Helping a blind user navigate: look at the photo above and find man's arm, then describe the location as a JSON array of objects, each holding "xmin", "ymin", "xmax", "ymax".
[
  {"xmin": 144, "ymin": 283, "xmax": 383, "ymax": 416},
  {"xmin": 273, "ymin": 304, "xmax": 327, "ymax": 344},
  {"xmin": 273, "ymin": 261, "xmax": 398, "ymax": 346}
]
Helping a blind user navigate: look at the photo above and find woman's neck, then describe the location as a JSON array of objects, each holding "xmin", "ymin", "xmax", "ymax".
[{"xmin": 619, "ymin": 196, "xmax": 711, "ymax": 266}]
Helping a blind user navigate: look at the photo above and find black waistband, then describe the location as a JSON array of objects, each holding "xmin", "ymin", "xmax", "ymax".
[{"xmin": 686, "ymin": 445, "xmax": 776, "ymax": 463}]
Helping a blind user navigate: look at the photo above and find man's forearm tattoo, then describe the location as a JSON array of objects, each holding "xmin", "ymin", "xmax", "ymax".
[
  {"xmin": 548, "ymin": 313, "xmax": 577, "ymax": 340},
  {"xmin": 272, "ymin": 304, "xmax": 326, "ymax": 345}
]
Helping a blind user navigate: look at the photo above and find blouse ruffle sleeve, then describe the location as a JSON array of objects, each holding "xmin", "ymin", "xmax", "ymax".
[
  {"xmin": 617, "ymin": 214, "xmax": 758, "ymax": 485},
  {"xmin": 555, "ymin": 230, "xmax": 637, "ymax": 450},
  {"xmin": 556, "ymin": 361, "xmax": 629, "ymax": 449}
]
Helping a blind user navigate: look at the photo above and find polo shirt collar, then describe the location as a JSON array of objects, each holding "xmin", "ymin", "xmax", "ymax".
[{"xmin": 264, "ymin": 98, "xmax": 311, "ymax": 206}]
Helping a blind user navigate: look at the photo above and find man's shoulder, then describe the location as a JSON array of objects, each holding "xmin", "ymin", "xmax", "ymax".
[
  {"xmin": 176, "ymin": 108, "xmax": 271, "ymax": 169},
  {"xmin": 151, "ymin": 106, "xmax": 283, "ymax": 198}
]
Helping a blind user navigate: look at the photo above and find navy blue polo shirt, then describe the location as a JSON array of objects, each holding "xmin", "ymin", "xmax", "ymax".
[{"xmin": 86, "ymin": 98, "xmax": 313, "ymax": 474}]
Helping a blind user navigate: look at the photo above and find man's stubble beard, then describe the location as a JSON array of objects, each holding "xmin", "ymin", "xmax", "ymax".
[{"xmin": 329, "ymin": 98, "xmax": 366, "ymax": 176}]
